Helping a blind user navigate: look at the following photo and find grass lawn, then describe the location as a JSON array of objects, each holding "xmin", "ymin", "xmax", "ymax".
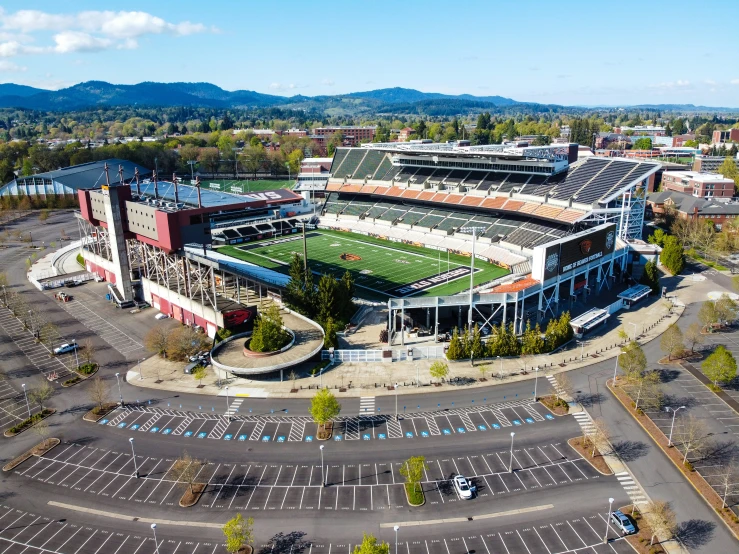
[
  {"xmin": 203, "ymin": 179, "xmax": 293, "ymax": 194},
  {"xmin": 218, "ymin": 228, "xmax": 509, "ymax": 299}
]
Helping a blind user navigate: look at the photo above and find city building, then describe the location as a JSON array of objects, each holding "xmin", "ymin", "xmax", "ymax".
[
  {"xmin": 693, "ymin": 154, "xmax": 739, "ymax": 173},
  {"xmin": 661, "ymin": 170, "xmax": 735, "ymax": 198},
  {"xmin": 594, "ymin": 133, "xmax": 630, "ymax": 150},
  {"xmin": 294, "ymin": 157, "xmax": 333, "ymax": 197},
  {"xmin": 614, "ymin": 125, "xmax": 666, "ymax": 136},
  {"xmin": 398, "ymin": 127, "xmax": 415, "ymax": 142},
  {"xmin": 309, "ymin": 126, "xmax": 377, "ymax": 153},
  {"xmin": 672, "ymin": 134, "xmax": 695, "ymax": 147},
  {"xmin": 712, "ymin": 128, "xmax": 739, "ymax": 144},
  {"xmin": 647, "ymin": 189, "xmax": 739, "ymax": 228}
]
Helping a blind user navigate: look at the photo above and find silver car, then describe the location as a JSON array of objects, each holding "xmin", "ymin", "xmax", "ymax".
[{"xmin": 453, "ymin": 475, "xmax": 473, "ymax": 500}]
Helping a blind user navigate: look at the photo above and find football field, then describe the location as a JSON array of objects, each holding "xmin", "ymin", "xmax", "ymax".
[
  {"xmin": 219, "ymin": 229, "xmax": 509, "ymax": 298},
  {"xmin": 202, "ymin": 179, "xmax": 294, "ymax": 194}
]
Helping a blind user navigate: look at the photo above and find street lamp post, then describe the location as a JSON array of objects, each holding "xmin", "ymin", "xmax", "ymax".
[
  {"xmin": 603, "ymin": 497, "xmax": 614, "ymax": 544},
  {"xmin": 533, "ymin": 367, "xmax": 539, "ymax": 400},
  {"xmin": 21, "ymin": 383, "xmax": 30, "ymax": 418},
  {"xmin": 137, "ymin": 357, "xmax": 143, "ymax": 380},
  {"xmin": 628, "ymin": 322, "xmax": 638, "ymax": 342},
  {"xmin": 115, "ymin": 372, "xmax": 123, "ymax": 406},
  {"xmin": 498, "ymin": 356, "xmax": 502, "ymax": 376},
  {"xmin": 509, "ymin": 432, "xmax": 515, "ymax": 473},
  {"xmin": 320, "ymin": 445, "xmax": 325, "ymax": 487},
  {"xmin": 612, "ymin": 357, "xmax": 619, "ymax": 385},
  {"xmin": 225, "ymin": 386, "xmax": 230, "ymax": 421},
  {"xmin": 394, "ymin": 383, "xmax": 399, "ymax": 421},
  {"xmin": 187, "ymin": 160, "xmax": 196, "ymax": 182},
  {"xmin": 151, "ymin": 523, "xmax": 159, "ymax": 554},
  {"xmin": 129, "ymin": 437, "xmax": 139, "ymax": 478},
  {"xmin": 666, "ymin": 405, "xmax": 686, "ymax": 446},
  {"xmin": 577, "ymin": 340, "xmax": 585, "ymax": 361},
  {"xmin": 72, "ymin": 339, "xmax": 79, "ymax": 369},
  {"xmin": 393, "ymin": 525, "xmax": 400, "ymax": 554}
]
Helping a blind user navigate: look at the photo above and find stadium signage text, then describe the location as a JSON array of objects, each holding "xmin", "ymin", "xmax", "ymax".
[
  {"xmin": 390, "ymin": 266, "xmax": 472, "ymax": 296},
  {"xmin": 561, "ymin": 250, "xmax": 606, "ymax": 273}
]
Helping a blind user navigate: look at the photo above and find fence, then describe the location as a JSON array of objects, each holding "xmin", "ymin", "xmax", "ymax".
[
  {"xmin": 40, "ymin": 272, "xmax": 95, "ymax": 290},
  {"xmin": 322, "ymin": 349, "xmax": 385, "ymax": 362}
]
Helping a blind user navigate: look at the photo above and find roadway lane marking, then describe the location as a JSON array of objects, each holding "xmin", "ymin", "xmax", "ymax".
[
  {"xmin": 379, "ymin": 504, "xmax": 554, "ymax": 527},
  {"xmin": 46, "ymin": 501, "xmax": 223, "ymax": 528}
]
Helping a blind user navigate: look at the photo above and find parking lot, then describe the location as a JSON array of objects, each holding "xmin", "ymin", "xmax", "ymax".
[
  {"xmin": 101, "ymin": 398, "xmax": 553, "ymax": 445},
  {"xmin": 0, "ymin": 377, "xmax": 37, "ymax": 431},
  {"xmin": 0, "ymin": 504, "xmax": 633, "ymax": 554},
  {"xmin": 14, "ymin": 439, "xmax": 602, "ymax": 512},
  {"xmin": 0, "ymin": 306, "xmax": 77, "ymax": 382},
  {"xmin": 698, "ymin": 325, "xmax": 739, "ymax": 408}
]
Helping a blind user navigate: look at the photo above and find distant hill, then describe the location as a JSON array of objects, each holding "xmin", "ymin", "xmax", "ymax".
[
  {"xmin": 0, "ymin": 83, "xmax": 46, "ymax": 98},
  {"xmin": 347, "ymin": 87, "xmax": 516, "ymax": 106}
]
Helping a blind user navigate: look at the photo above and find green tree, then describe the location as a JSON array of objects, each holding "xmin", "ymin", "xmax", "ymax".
[
  {"xmin": 250, "ymin": 303, "xmax": 290, "ymax": 352},
  {"xmin": 445, "ymin": 328, "xmax": 465, "ymax": 360},
  {"xmin": 619, "ymin": 341, "xmax": 647, "ymax": 380},
  {"xmin": 309, "ymin": 387, "xmax": 341, "ymax": 426},
  {"xmin": 327, "ymin": 132, "xmax": 345, "ymax": 157},
  {"xmin": 469, "ymin": 324, "xmax": 484, "ymax": 360},
  {"xmin": 661, "ymin": 236, "xmax": 684, "ymax": 275},
  {"xmin": 698, "ymin": 300, "xmax": 719, "ymax": 332},
  {"xmin": 287, "ymin": 148, "xmax": 304, "ymax": 176},
  {"xmin": 659, "ymin": 324, "xmax": 683, "ymax": 361},
  {"xmin": 715, "ymin": 294, "xmax": 737, "ymax": 325},
  {"xmin": 647, "ymin": 228, "xmax": 667, "ymax": 247},
  {"xmin": 684, "ymin": 322, "xmax": 704, "ymax": 354},
  {"xmin": 399, "ymin": 455, "xmax": 429, "ymax": 495},
  {"xmin": 672, "ymin": 118, "xmax": 685, "ymax": 135},
  {"xmin": 284, "ymin": 253, "xmax": 309, "ymax": 315},
  {"xmin": 316, "ymin": 274, "xmax": 338, "ymax": 325},
  {"xmin": 640, "ymin": 260, "xmax": 660, "ymax": 295},
  {"xmin": 222, "ymin": 514, "xmax": 254, "ymax": 554},
  {"xmin": 702, "ymin": 345, "xmax": 737, "ymax": 385},
  {"xmin": 521, "ymin": 321, "xmax": 545, "ymax": 355},
  {"xmin": 633, "ymin": 137, "xmax": 653, "ymax": 150},
  {"xmin": 336, "ymin": 270, "xmax": 355, "ymax": 321},
  {"xmin": 29, "ymin": 380, "xmax": 54, "ymax": 412},
  {"xmin": 429, "ymin": 360, "xmax": 449, "ymax": 383},
  {"xmin": 240, "ymin": 144, "xmax": 267, "ymax": 178},
  {"xmin": 718, "ymin": 157, "xmax": 739, "ymax": 192},
  {"xmin": 352, "ymin": 533, "xmax": 389, "ymax": 554},
  {"xmin": 323, "ymin": 317, "xmax": 339, "ymax": 349},
  {"xmin": 193, "ymin": 364, "xmax": 207, "ymax": 387}
]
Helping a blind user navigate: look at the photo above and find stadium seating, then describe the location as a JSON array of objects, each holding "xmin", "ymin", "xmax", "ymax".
[
  {"xmin": 477, "ymin": 173, "xmax": 508, "ymax": 191},
  {"xmin": 498, "ymin": 173, "xmax": 530, "ymax": 193},
  {"xmin": 335, "ymin": 149, "xmax": 368, "ymax": 178},
  {"xmin": 443, "ymin": 170, "xmax": 471, "ymax": 186},
  {"xmin": 330, "ymin": 149, "xmax": 349, "ymax": 175},
  {"xmin": 372, "ymin": 155, "xmax": 393, "ymax": 180},
  {"xmin": 549, "ymin": 158, "xmax": 610, "ymax": 201},
  {"xmin": 354, "ymin": 150, "xmax": 386, "ymax": 180}
]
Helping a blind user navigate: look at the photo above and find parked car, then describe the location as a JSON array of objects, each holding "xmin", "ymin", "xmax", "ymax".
[
  {"xmin": 610, "ymin": 510, "xmax": 636, "ymax": 535},
  {"xmin": 54, "ymin": 342, "xmax": 78, "ymax": 355},
  {"xmin": 94, "ymin": 275, "xmax": 104, "ymax": 282},
  {"xmin": 154, "ymin": 313, "xmax": 169, "ymax": 320},
  {"xmin": 64, "ymin": 280, "xmax": 79, "ymax": 288},
  {"xmin": 452, "ymin": 475, "xmax": 473, "ymax": 500}
]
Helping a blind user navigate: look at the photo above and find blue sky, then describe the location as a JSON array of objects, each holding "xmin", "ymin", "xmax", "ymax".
[{"xmin": 2, "ymin": 1, "xmax": 738, "ymax": 107}]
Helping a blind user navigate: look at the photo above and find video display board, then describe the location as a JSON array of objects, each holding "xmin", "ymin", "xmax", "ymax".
[{"xmin": 535, "ymin": 223, "xmax": 617, "ymax": 281}]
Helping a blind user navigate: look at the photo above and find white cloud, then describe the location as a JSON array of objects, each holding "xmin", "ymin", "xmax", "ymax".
[
  {"xmin": 704, "ymin": 79, "xmax": 716, "ymax": 85},
  {"xmin": 0, "ymin": 8, "xmax": 214, "ymax": 58},
  {"xmin": 322, "ymin": 79, "xmax": 335, "ymax": 86},
  {"xmin": 269, "ymin": 82, "xmax": 283, "ymax": 90},
  {"xmin": 53, "ymin": 32, "xmax": 112, "ymax": 54},
  {"xmin": 731, "ymin": 79, "xmax": 739, "ymax": 85},
  {"xmin": 648, "ymin": 80, "xmax": 692, "ymax": 89},
  {"xmin": 0, "ymin": 60, "xmax": 26, "ymax": 72}
]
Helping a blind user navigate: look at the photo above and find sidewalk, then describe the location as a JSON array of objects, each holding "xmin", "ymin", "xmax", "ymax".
[{"xmin": 128, "ymin": 277, "xmax": 698, "ymax": 398}]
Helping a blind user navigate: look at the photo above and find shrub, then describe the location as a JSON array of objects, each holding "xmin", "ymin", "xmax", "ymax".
[
  {"xmin": 249, "ymin": 304, "xmax": 291, "ymax": 353},
  {"xmin": 77, "ymin": 362, "xmax": 98, "ymax": 375}
]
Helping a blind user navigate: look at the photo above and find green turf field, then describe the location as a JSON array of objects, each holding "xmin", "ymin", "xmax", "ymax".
[
  {"xmin": 204, "ymin": 179, "xmax": 294, "ymax": 194},
  {"xmin": 218, "ymin": 229, "xmax": 509, "ymax": 298}
]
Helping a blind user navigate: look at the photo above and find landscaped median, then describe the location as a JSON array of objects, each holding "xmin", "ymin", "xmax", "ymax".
[
  {"xmin": 83, "ymin": 402, "xmax": 118, "ymax": 423},
  {"xmin": 3, "ymin": 437, "xmax": 60, "ymax": 471},
  {"xmin": 3, "ymin": 408, "xmax": 55, "ymax": 438},
  {"xmin": 608, "ymin": 378, "xmax": 739, "ymax": 539},
  {"xmin": 618, "ymin": 504, "xmax": 667, "ymax": 554}
]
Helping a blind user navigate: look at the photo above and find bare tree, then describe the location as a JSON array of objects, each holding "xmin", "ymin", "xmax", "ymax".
[
  {"xmin": 169, "ymin": 326, "xmax": 210, "ymax": 362},
  {"xmin": 288, "ymin": 370, "xmax": 298, "ymax": 390},
  {"xmin": 169, "ymin": 451, "xmax": 207, "ymax": 494},
  {"xmin": 87, "ymin": 376, "xmax": 110, "ymax": 413},
  {"xmin": 684, "ymin": 322, "xmax": 704, "ymax": 354},
  {"xmin": 79, "ymin": 338, "xmax": 95, "ymax": 366},
  {"xmin": 673, "ymin": 414, "xmax": 710, "ymax": 464},
  {"xmin": 32, "ymin": 419, "xmax": 51, "ymax": 450},
  {"xmin": 716, "ymin": 462, "xmax": 739, "ymax": 509},
  {"xmin": 29, "ymin": 380, "xmax": 54, "ymax": 412},
  {"xmin": 144, "ymin": 324, "xmax": 173, "ymax": 358},
  {"xmin": 586, "ymin": 418, "xmax": 611, "ymax": 458},
  {"xmin": 659, "ymin": 324, "xmax": 683, "ymax": 361},
  {"xmin": 553, "ymin": 373, "xmax": 574, "ymax": 402},
  {"xmin": 643, "ymin": 500, "xmax": 676, "ymax": 546},
  {"xmin": 39, "ymin": 322, "xmax": 60, "ymax": 352}
]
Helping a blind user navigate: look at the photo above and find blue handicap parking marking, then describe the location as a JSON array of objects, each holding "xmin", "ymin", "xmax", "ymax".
[
  {"xmin": 525, "ymin": 418, "xmax": 534, "ymax": 424},
  {"xmin": 378, "ymin": 433, "xmax": 387, "ymax": 440},
  {"xmin": 477, "ymin": 425, "xmax": 487, "ymax": 431},
  {"xmin": 162, "ymin": 428, "xmax": 171, "ymax": 435},
  {"xmin": 363, "ymin": 434, "xmax": 371, "ymax": 440},
  {"xmin": 197, "ymin": 431, "xmax": 207, "ymax": 439},
  {"xmin": 421, "ymin": 430, "xmax": 429, "ymax": 437},
  {"xmin": 305, "ymin": 436, "xmax": 313, "ymax": 442},
  {"xmin": 545, "ymin": 414, "xmax": 554, "ymax": 420},
  {"xmin": 512, "ymin": 420, "xmax": 521, "ymax": 426},
  {"xmin": 238, "ymin": 434, "xmax": 247, "ymax": 441},
  {"xmin": 334, "ymin": 435, "xmax": 343, "ymax": 441},
  {"xmin": 130, "ymin": 424, "xmax": 140, "ymax": 431},
  {"xmin": 405, "ymin": 431, "xmax": 414, "ymax": 438},
  {"xmin": 224, "ymin": 434, "xmax": 233, "ymax": 441},
  {"xmin": 262, "ymin": 435, "xmax": 271, "ymax": 442},
  {"xmin": 98, "ymin": 419, "xmax": 109, "ymax": 425},
  {"xmin": 184, "ymin": 431, "xmax": 193, "ymax": 437},
  {"xmin": 457, "ymin": 427, "xmax": 466, "ymax": 434},
  {"xmin": 443, "ymin": 428, "xmax": 451, "ymax": 435},
  {"xmin": 149, "ymin": 427, "xmax": 159, "ymax": 433},
  {"xmin": 277, "ymin": 436, "xmax": 285, "ymax": 443},
  {"xmin": 492, "ymin": 423, "xmax": 501, "ymax": 429},
  {"xmin": 117, "ymin": 422, "xmax": 127, "ymax": 428}
]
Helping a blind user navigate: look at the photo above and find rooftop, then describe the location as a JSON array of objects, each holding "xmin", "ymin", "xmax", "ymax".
[
  {"xmin": 663, "ymin": 170, "xmax": 733, "ymax": 182},
  {"xmin": 12, "ymin": 159, "xmax": 150, "ymax": 190}
]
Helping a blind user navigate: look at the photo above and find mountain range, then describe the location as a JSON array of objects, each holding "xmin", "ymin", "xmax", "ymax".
[{"xmin": 0, "ymin": 81, "xmax": 734, "ymax": 114}]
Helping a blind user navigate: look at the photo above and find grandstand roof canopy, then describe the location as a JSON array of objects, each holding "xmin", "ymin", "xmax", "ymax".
[{"xmin": 13, "ymin": 159, "xmax": 151, "ymax": 190}]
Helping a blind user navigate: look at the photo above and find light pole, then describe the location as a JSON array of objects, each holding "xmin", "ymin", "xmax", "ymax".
[
  {"xmin": 612, "ymin": 356, "xmax": 619, "ymax": 385},
  {"xmin": 187, "ymin": 160, "xmax": 196, "ymax": 182},
  {"xmin": 137, "ymin": 357, "xmax": 144, "ymax": 380},
  {"xmin": 394, "ymin": 382, "xmax": 399, "ymax": 421},
  {"xmin": 393, "ymin": 525, "xmax": 400, "ymax": 554},
  {"xmin": 459, "ymin": 226, "xmax": 486, "ymax": 331},
  {"xmin": 115, "ymin": 372, "xmax": 123, "ymax": 406},
  {"xmin": 72, "ymin": 339, "xmax": 79, "ymax": 369},
  {"xmin": 320, "ymin": 445, "xmax": 325, "ymax": 487},
  {"xmin": 498, "ymin": 356, "xmax": 502, "ymax": 376},
  {"xmin": 129, "ymin": 437, "xmax": 139, "ymax": 478},
  {"xmin": 533, "ymin": 367, "xmax": 539, "ymax": 400},
  {"xmin": 666, "ymin": 406, "xmax": 686, "ymax": 447},
  {"xmin": 603, "ymin": 497, "xmax": 614, "ymax": 544},
  {"xmin": 151, "ymin": 523, "xmax": 159, "ymax": 554},
  {"xmin": 628, "ymin": 322, "xmax": 638, "ymax": 342},
  {"xmin": 21, "ymin": 383, "xmax": 30, "ymax": 418},
  {"xmin": 577, "ymin": 340, "xmax": 585, "ymax": 361},
  {"xmin": 508, "ymin": 432, "xmax": 515, "ymax": 473},
  {"xmin": 225, "ymin": 386, "xmax": 230, "ymax": 421}
]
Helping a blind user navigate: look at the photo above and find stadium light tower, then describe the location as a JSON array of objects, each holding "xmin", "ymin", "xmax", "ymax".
[{"xmin": 459, "ymin": 226, "xmax": 486, "ymax": 333}]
